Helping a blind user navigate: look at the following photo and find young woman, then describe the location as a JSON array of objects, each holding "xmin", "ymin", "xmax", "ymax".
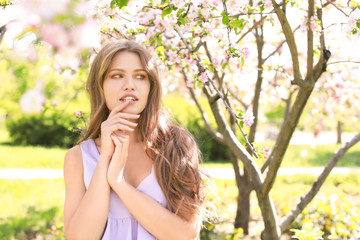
[{"xmin": 63, "ymin": 40, "xmax": 209, "ymax": 240}]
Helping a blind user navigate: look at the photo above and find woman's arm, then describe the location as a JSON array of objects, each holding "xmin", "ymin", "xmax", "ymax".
[
  {"xmin": 63, "ymin": 146, "xmax": 111, "ymax": 240},
  {"xmin": 107, "ymin": 134, "xmax": 201, "ymax": 240},
  {"xmin": 112, "ymin": 180, "xmax": 201, "ymax": 240}
]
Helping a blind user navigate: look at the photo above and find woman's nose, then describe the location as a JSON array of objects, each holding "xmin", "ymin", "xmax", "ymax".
[{"xmin": 123, "ymin": 77, "xmax": 135, "ymax": 91}]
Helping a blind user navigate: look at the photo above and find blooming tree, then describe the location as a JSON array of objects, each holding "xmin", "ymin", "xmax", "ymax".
[{"xmin": 2, "ymin": 0, "xmax": 360, "ymax": 238}]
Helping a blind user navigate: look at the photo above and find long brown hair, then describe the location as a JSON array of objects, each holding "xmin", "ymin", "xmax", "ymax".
[{"xmin": 80, "ymin": 40, "xmax": 207, "ymax": 221}]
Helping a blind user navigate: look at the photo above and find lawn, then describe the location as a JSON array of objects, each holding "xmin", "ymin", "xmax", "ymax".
[
  {"xmin": 1, "ymin": 142, "xmax": 359, "ymax": 169},
  {"xmin": 0, "ymin": 179, "xmax": 65, "ymax": 240}
]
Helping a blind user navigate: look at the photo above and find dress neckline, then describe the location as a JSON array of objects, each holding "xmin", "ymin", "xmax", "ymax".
[{"xmin": 89, "ymin": 138, "xmax": 154, "ymax": 190}]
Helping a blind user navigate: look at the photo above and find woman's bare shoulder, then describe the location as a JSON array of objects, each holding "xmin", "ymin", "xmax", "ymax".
[{"xmin": 64, "ymin": 144, "xmax": 83, "ymax": 176}]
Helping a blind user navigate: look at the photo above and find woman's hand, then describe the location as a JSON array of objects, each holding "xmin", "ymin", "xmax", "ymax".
[
  {"xmin": 99, "ymin": 102, "xmax": 139, "ymax": 160},
  {"xmin": 107, "ymin": 131, "xmax": 130, "ymax": 186}
]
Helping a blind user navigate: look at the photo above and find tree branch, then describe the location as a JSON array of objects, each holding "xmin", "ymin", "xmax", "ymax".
[
  {"xmin": 174, "ymin": 27, "xmax": 259, "ymax": 158},
  {"xmin": 181, "ymin": 68, "xmax": 225, "ymax": 144},
  {"xmin": 326, "ymin": 0, "xmax": 350, "ymax": 17},
  {"xmin": 262, "ymin": 86, "xmax": 314, "ymax": 196},
  {"xmin": 226, "ymin": 87, "xmax": 251, "ymax": 109},
  {"xmin": 327, "ymin": 60, "xmax": 360, "ymax": 65},
  {"xmin": 271, "ymin": 0, "xmax": 302, "ymax": 82},
  {"xmin": 222, "ymin": 0, "xmax": 233, "ymax": 53},
  {"xmin": 202, "ymin": 86, "xmax": 264, "ymax": 190},
  {"xmin": 203, "ymin": 42, "xmax": 223, "ymax": 90},
  {"xmin": 312, "ymin": 6, "xmax": 329, "ymax": 81},
  {"xmin": 305, "ymin": 0, "xmax": 314, "ymax": 81},
  {"xmin": 235, "ymin": 16, "xmax": 267, "ymax": 44},
  {"xmin": 0, "ymin": 25, "xmax": 6, "ymax": 45},
  {"xmin": 263, "ymin": 26, "xmax": 300, "ymax": 63},
  {"xmin": 279, "ymin": 132, "xmax": 360, "ymax": 232},
  {"xmin": 0, "ymin": 1, "xmax": 13, "ymax": 8}
]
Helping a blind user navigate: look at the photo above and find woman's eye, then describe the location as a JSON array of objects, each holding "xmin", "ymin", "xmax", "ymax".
[
  {"xmin": 136, "ymin": 74, "xmax": 147, "ymax": 79},
  {"xmin": 113, "ymin": 74, "xmax": 123, "ymax": 78}
]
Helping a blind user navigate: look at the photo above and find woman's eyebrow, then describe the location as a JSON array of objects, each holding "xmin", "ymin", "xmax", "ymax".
[{"xmin": 108, "ymin": 68, "xmax": 146, "ymax": 73}]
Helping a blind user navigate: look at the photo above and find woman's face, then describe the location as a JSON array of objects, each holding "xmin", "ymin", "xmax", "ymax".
[{"xmin": 103, "ymin": 51, "xmax": 151, "ymax": 114}]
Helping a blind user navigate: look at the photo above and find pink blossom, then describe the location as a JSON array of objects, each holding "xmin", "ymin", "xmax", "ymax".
[
  {"xmin": 71, "ymin": 19, "xmax": 100, "ymax": 49},
  {"xmin": 154, "ymin": 14, "xmax": 163, "ymax": 28},
  {"xmin": 74, "ymin": 110, "xmax": 83, "ymax": 118},
  {"xmin": 243, "ymin": 47, "xmax": 250, "ymax": 58},
  {"xmin": 263, "ymin": 146, "xmax": 271, "ymax": 159},
  {"xmin": 212, "ymin": 0, "xmax": 219, "ymax": 7},
  {"xmin": 23, "ymin": 0, "xmax": 70, "ymax": 21},
  {"xmin": 212, "ymin": 57, "xmax": 220, "ymax": 67},
  {"xmin": 202, "ymin": 22, "xmax": 213, "ymax": 34},
  {"xmin": 199, "ymin": 72, "xmax": 208, "ymax": 83},
  {"xmin": 243, "ymin": 110, "xmax": 254, "ymax": 127},
  {"xmin": 139, "ymin": 13, "xmax": 151, "ymax": 25},
  {"xmin": 188, "ymin": 9, "xmax": 199, "ymax": 21},
  {"xmin": 41, "ymin": 23, "xmax": 69, "ymax": 51},
  {"xmin": 186, "ymin": 80, "xmax": 194, "ymax": 88},
  {"xmin": 310, "ymin": 16, "xmax": 317, "ymax": 32},
  {"xmin": 264, "ymin": 0, "xmax": 272, "ymax": 9},
  {"xmin": 200, "ymin": 8, "xmax": 211, "ymax": 21},
  {"xmin": 348, "ymin": 16, "xmax": 356, "ymax": 29},
  {"xmin": 50, "ymin": 99, "xmax": 58, "ymax": 107},
  {"xmin": 174, "ymin": 0, "xmax": 186, "ymax": 9},
  {"xmin": 185, "ymin": 54, "xmax": 196, "ymax": 66}
]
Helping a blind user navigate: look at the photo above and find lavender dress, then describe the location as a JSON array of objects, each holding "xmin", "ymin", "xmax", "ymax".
[{"xmin": 80, "ymin": 139, "xmax": 167, "ymax": 240}]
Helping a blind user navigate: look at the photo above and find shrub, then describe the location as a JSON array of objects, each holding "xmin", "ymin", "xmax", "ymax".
[
  {"xmin": 5, "ymin": 106, "xmax": 83, "ymax": 147},
  {"xmin": 165, "ymin": 95, "xmax": 231, "ymax": 162},
  {"xmin": 184, "ymin": 116, "xmax": 231, "ymax": 162},
  {"xmin": 292, "ymin": 194, "xmax": 360, "ymax": 240},
  {"xmin": 0, "ymin": 206, "xmax": 64, "ymax": 240}
]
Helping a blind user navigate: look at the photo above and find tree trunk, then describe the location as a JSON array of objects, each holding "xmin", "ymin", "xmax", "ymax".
[
  {"xmin": 337, "ymin": 121, "xmax": 342, "ymax": 144},
  {"xmin": 229, "ymin": 108, "xmax": 253, "ymax": 234},
  {"xmin": 234, "ymin": 169, "xmax": 252, "ymax": 234},
  {"xmin": 257, "ymin": 193, "xmax": 281, "ymax": 240}
]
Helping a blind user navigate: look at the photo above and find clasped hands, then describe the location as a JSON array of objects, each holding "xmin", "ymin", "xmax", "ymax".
[{"xmin": 99, "ymin": 101, "xmax": 140, "ymax": 186}]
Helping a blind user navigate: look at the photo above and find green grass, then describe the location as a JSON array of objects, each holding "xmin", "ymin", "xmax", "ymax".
[
  {"xmin": 281, "ymin": 143, "xmax": 360, "ymax": 167},
  {"xmin": 0, "ymin": 144, "xmax": 66, "ymax": 169},
  {"xmin": 0, "ymin": 179, "xmax": 65, "ymax": 240},
  {"xmin": 0, "ymin": 142, "xmax": 359, "ymax": 169}
]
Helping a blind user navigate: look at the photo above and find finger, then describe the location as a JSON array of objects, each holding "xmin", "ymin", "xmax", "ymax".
[
  {"xmin": 106, "ymin": 117, "xmax": 138, "ymax": 128},
  {"xmin": 111, "ymin": 134, "xmax": 122, "ymax": 146},
  {"xmin": 108, "ymin": 103, "xmax": 141, "ymax": 119},
  {"xmin": 108, "ymin": 123, "xmax": 136, "ymax": 133},
  {"xmin": 108, "ymin": 101, "xmax": 131, "ymax": 118},
  {"xmin": 110, "ymin": 112, "xmax": 141, "ymax": 121}
]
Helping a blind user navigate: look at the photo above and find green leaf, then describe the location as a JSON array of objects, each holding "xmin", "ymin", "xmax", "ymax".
[
  {"xmin": 177, "ymin": 16, "xmax": 186, "ymax": 26},
  {"xmin": 162, "ymin": 5, "xmax": 173, "ymax": 19},
  {"xmin": 177, "ymin": 9, "xmax": 185, "ymax": 17},
  {"xmin": 230, "ymin": 19, "xmax": 245, "ymax": 29},
  {"xmin": 155, "ymin": 46, "xmax": 165, "ymax": 53},
  {"xmin": 260, "ymin": 5, "xmax": 265, "ymax": 12},
  {"xmin": 221, "ymin": 11, "xmax": 230, "ymax": 25},
  {"xmin": 240, "ymin": 57, "xmax": 245, "ymax": 67},
  {"xmin": 110, "ymin": 0, "xmax": 129, "ymax": 9}
]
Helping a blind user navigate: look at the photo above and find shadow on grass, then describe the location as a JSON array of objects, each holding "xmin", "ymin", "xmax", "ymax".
[
  {"xmin": 0, "ymin": 206, "xmax": 64, "ymax": 240},
  {"xmin": 307, "ymin": 151, "xmax": 360, "ymax": 167}
]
